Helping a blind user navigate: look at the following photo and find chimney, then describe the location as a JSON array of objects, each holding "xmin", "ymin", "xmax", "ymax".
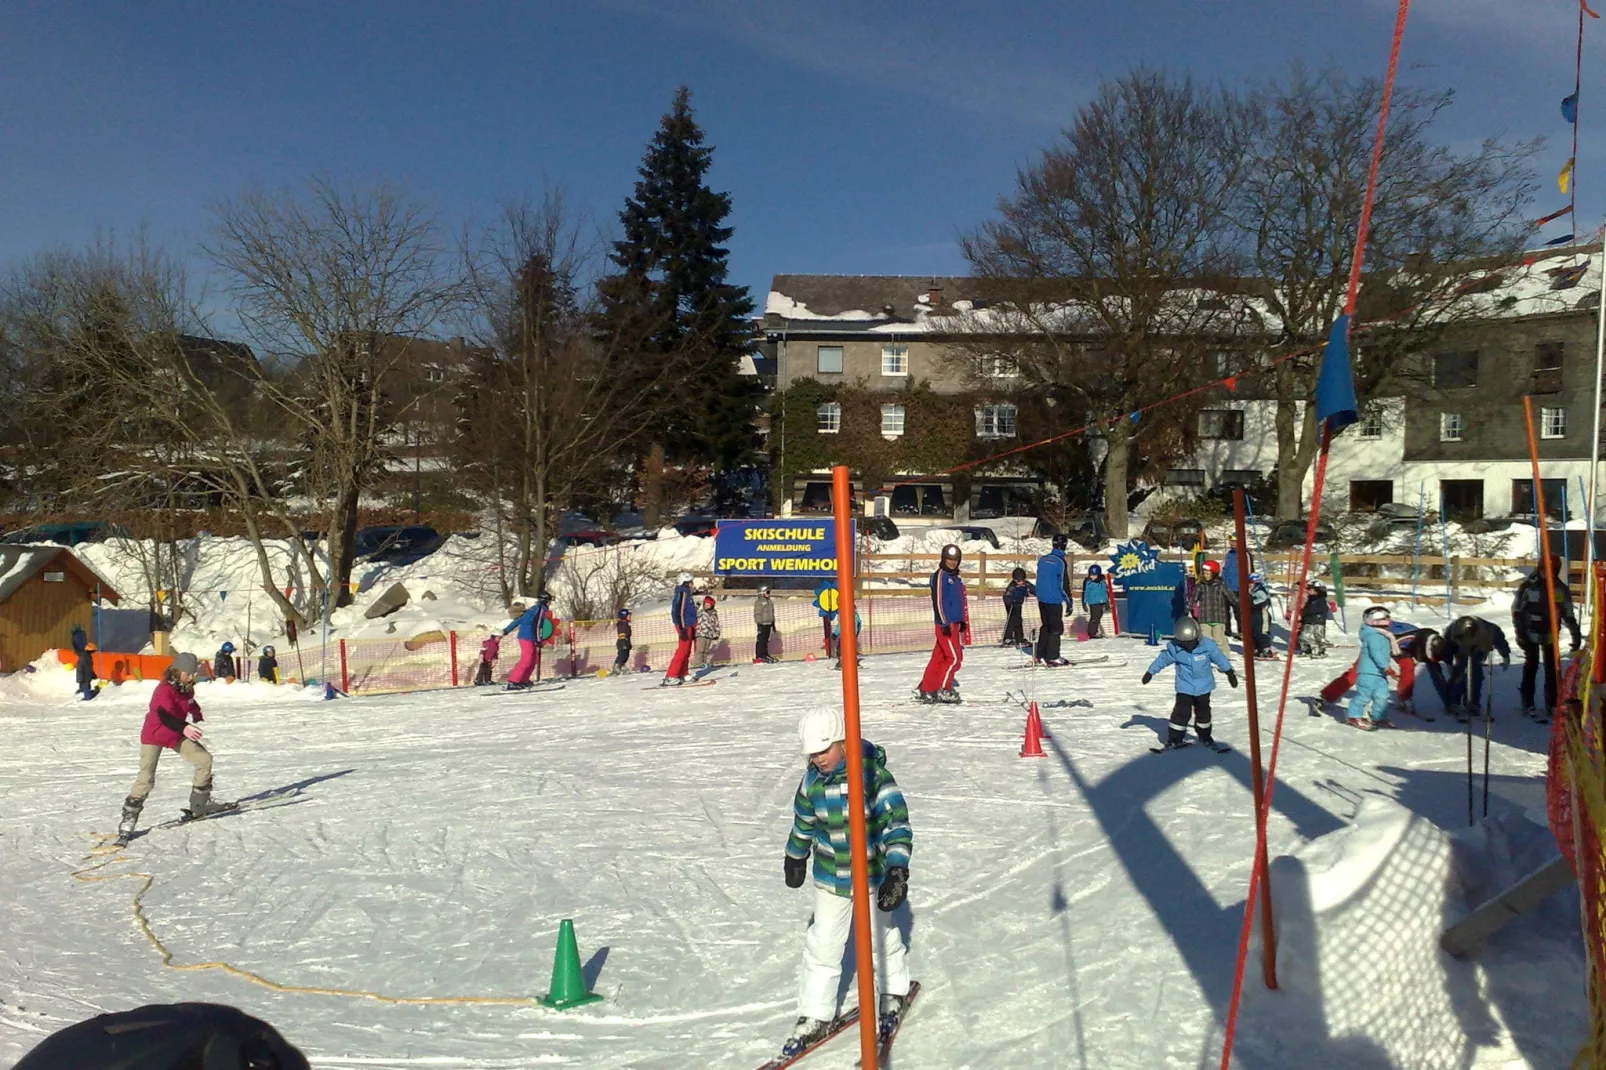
[
  {"xmin": 882, "ymin": 304, "xmax": 896, "ymax": 317},
  {"xmin": 925, "ymin": 284, "xmax": 944, "ymax": 310}
]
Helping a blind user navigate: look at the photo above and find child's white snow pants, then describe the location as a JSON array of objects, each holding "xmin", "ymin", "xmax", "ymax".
[{"xmin": 797, "ymin": 885, "xmax": 910, "ymax": 1021}]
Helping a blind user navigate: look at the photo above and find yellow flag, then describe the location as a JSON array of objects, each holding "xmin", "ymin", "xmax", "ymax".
[{"xmin": 1560, "ymin": 157, "xmax": 1576, "ymax": 194}]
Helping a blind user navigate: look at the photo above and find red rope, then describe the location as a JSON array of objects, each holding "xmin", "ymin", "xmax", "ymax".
[{"xmin": 1217, "ymin": 3, "xmax": 1412, "ymax": 1066}]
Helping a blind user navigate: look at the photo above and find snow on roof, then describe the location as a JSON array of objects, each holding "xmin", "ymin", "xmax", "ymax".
[{"xmin": 0, "ymin": 544, "xmax": 121, "ymax": 604}]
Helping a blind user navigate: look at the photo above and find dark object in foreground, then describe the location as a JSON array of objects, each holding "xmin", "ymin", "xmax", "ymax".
[{"xmin": 14, "ymin": 1002, "xmax": 309, "ymax": 1070}]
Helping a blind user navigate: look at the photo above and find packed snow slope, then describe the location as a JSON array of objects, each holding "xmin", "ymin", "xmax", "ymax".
[{"xmin": 0, "ymin": 626, "xmax": 1584, "ymax": 1068}]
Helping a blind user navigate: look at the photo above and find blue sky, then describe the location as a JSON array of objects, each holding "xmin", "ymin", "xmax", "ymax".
[{"xmin": 0, "ymin": 0, "xmax": 1599, "ymax": 308}]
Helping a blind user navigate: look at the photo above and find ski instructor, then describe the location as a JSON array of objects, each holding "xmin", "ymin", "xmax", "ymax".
[
  {"xmin": 1034, "ymin": 534, "xmax": 1073, "ymax": 666},
  {"xmin": 117, "ymin": 652, "xmax": 234, "ymax": 841},
  {"xmin": 916, "ymin": 543, "xmax": 969, "ymax": 703}
]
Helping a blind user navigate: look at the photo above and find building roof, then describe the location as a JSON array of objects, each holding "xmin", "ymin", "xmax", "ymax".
[{"xmin": 0, "ymin": 545, "xmax": 121, "ymax": 605}]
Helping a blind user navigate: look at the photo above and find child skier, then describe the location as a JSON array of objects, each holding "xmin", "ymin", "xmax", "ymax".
[
  {"xmin": 1248, "ymin": 572, "xmax": 1275, "ymax": 659},
  {"xmin": 831, "ymin": 609, "xmax": 863, "ymax": 670},
  {"xmin": 917, "ymin": 544, "xmax": 968, "ymax": 704},
  {"xmin": 696, "ymin": 595, "xmax": 722, "ymax": 668},
  {"xmin": 502, "ymin": 591, "xmax": 556, "ymax": 690},
  {"xmin": 753, "ymin": 585, "xmax": 777, "ymax": 663},
  {"xmin": 661, "ymin": 574, "xmax": 698, "ymax": 687},
  {"xmin": 257, "ymin": 645, "xmax": 279, "ymax": 684},
  {"xmin": 612, "ymin": 608, "xmax": 632, "ymax": 674},
  {"xmin": 1082, "ymin": 564, "xmax": 1110, "ymax": 638},
  {"xmin": 1297, "ymin": 582, "xmax": 1333, "ymax": 657},
  {"xmin": 76, "ymin": 642, "xmax": 98, "ymax": 700},
  {"xmin": 213, "ymin": 642, "xmax": 237, "ymax": 682},
  {"xmin": 1190, "ymin": 560, "xmax": 1232, "ymax": 650},
  {"xmin": 116, "ymin": 652, "xmax": 234, "ymax": 841},
  {"xmin": 1000, "ymin": 567, "xmax": 1034, "ymax": 647},
  {"xmin": 1348, "ymin": 606, "xmax": 1398, "ymax": 730},
  {"xmin": 1141, "ymin": 616, "xmax": 1237, "ymax": 750},
  {"xmin": 474, "ymin": 632, "xmax": 500, "ymax": 686},
  {"xmin": 781, "ymin": 705, "xmax": 913, "ymax": 1059}
]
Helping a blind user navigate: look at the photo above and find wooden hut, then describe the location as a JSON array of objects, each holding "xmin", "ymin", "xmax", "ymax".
[{"xmin": 0, "ymin": 545, "xmax": 120, "ymax": 672}]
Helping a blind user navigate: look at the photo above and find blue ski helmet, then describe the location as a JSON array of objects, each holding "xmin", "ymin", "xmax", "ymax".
[
  {"xmin": 1086, "ymin": 564, "xmax": 1102, "ymax": 578},
  {"xmin": 617, "ymin": 607, "xmax": 631, "ymax": 619},
  {"xmin": 220, "ymin": 641, "xmax": 235, "ymax": 654}
]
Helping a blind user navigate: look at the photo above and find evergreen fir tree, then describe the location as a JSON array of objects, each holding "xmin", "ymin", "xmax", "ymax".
[{"xmin": 596, "ymin": 86, "xmax": 756, "ymax": 520}]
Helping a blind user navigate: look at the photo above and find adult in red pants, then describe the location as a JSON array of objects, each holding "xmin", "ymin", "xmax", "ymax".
[
  {"xmin": 661, "ymin": 574, "xmax": 699, "ymax": 687},
  {"xmin": 918, "ymin": 544, "xmax": 969, "ymax": 704}
]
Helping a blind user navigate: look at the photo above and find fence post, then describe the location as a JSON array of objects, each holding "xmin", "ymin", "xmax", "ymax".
[
  {"xmin": 338, "ymin": 639, "xmax": 349, "ymax": 694},
  {"xmin": 449, "ymin": 631, "xmax": 459, "ymax": 687},
  {"xmin": 567, "ymin": 623, "xmax": 576, "ymax": 679},
  {"xmin": 977, "ymin": 551, "xmax": 988, "ymax": 596}
]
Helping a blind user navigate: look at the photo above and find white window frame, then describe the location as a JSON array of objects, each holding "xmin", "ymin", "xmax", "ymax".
[
  {"xmin": 816, "ymin": 345, "xmax": 844, "ymax": 375},
  {"xmin": 975, "ymin": 403, "xmax": 1018, "ymax": 439},
  {"xmin": 880, "ymin": 404, "xmax": 905, "ymax": 438},
  {"xmin": 817, "ymin": 402, "xmax": 841, "ymax": 434},
  {"xmin": 1542, "ymin": 406, "xmax": 1568, "ymax": 439},
  {"xmin": 1439, "ymin": 412, "xmax": 1464, "ymax": 443},
  {"xmin": 881, "ymin": 344, "xmax": 909, "ymax": 376},
  {"xmin": 1358, "ymin": 407, "xmax": 1384, "ymax": 440},
  {"xmin": 1196, "ymin": 409, "xmax": 1243, "ymax": 441}
]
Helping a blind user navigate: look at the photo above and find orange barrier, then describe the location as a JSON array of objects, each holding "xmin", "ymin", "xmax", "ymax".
[{"xmin": 57, "ymin": 650, "xmax": 174, "ymax": 684}]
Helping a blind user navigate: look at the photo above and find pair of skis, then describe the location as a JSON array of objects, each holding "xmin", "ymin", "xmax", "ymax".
[
  {"xmin": 111, "ymin": 789, "xmax": 304, "ymax": 848},
  {"xmin": 757, "ymin": 981, "xmax": 921, "ymax": 1069},
  {"xmin": 1149, "ymin": 738, "xmax": 1232, "ymax": 755},
  {"xmin": 1004, "ymin": 654, "xmax": 1112, "ymax": 670}
]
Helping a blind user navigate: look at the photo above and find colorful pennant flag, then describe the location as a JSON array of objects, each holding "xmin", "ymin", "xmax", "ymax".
[
  {"xmin": 1128, "ymin": 411, "xmax": 1141, "ymax": 424},
  {"xmin": 1584, "ymin": 0, "xmax": 1600, "ymax": 19},
  {"xmin": 1315, "ymin": 315, "xmax": 1359, "ymax": 432},
  {"xmin": 1545, "ymin": 233, "xmax": 1578, "ymax": 246},
  {"xmin": 1535, "ymin": 205, "xmax": 1572, "ymax": 227},
  {"xmin": 1560, "ymin": 157, "xmax": 1576, "ymax": 194},
  {"xmin": 1563, "ymin": 91, "xmax": 1580, "ymax": 125},
  {"xmin": 1223, "ymin": 375, "xmax": 1238, "ymax": 392}
]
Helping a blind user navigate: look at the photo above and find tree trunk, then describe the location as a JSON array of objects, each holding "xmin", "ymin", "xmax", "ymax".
[
  {"xmin": 1274, "ymin": 360, "xmax": 1324, "ymax": 520},
  {"xmin": 1104, "ymin": 430, "xmax": 1131, "ymax": 540},
  {"xmin": 533, "ymin": 464, "xmax": 550, "ymax": 596},
  {"xmin": 326, "ymin": 478, "xmax": 361, "ymax": 613},
  {"xmin": 643, "ymin": 441, "xmax": 666, "ymax": 528}
]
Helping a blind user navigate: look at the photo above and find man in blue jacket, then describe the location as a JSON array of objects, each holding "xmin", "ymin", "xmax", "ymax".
[
  {"xmin": 1142, "ymin": 616, "xmax": 1237, "ymax": 750},
  {"xmin": 1223, "ymin": 547, "xmax": 1242, "ymax": 639},
  {"xmin": 661, "ymin": 573, "xmax": 699, "ymax": 687},
  {"xmin": 917, "ymin": 544, "xmax": 968, "ymax": 703},
  {"xmin": 1034, "ymin": 535, "xmax": 1074, "ymax": 666}
]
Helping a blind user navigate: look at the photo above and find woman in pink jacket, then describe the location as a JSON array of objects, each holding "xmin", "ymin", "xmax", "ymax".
[{"xmin": 117, "ymin": 652, "xmax": 234, "ymax": 841}]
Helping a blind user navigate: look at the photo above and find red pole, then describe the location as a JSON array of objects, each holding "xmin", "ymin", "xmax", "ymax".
[
  {"xmin": 449, "ymin": 631, "xmax": 459, "ymax": 687},
  {"xmin": 831, "ymin": 465, "xmax": 880, "ymax": 1070},
  {"xmin": 1524, "ymin": 397, "xmax": 1567, "ymax": 717},
  {"xmin": 1233, "ymin": 489, "xmax": 1277, "ymax": 989},
  {"xmin": 338, "ymin": 638, "xmax": 349, "ymax": 694}
]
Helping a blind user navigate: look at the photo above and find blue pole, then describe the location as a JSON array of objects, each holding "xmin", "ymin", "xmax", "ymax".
[
  {"xmin": 1411, "ymin": 482, "xmax": 1425, "ymax": 608},
  {"xmin": 1441, "ymin": 487, "xmax": 1453, "ymax": 624}
]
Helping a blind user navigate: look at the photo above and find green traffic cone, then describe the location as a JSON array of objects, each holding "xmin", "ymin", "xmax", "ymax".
[{"xmin": 540, "ymin": 919, "xmax": 603, "ymax": 1009}]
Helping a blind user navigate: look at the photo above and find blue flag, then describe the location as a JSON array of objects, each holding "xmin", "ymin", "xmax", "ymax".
[
  {"xmin": 1563, "ymin": 91, "xmax": 1579, "ymax": 124},
  {"xmin": 1315, "ymin": 314, "xmax": 1359, "ymax": 432},
  {"xmin": 1545, "ymin": 233, "xmax": 1577, "ymax": 246}
]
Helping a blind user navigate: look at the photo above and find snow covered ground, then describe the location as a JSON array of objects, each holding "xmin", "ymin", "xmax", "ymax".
[{"xmin": 0, "ymin": 614, "xmax": 1585, "ymax": 1069}]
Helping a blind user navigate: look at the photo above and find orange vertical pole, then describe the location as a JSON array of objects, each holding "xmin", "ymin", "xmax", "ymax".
[
  {"xmin": 831, "ymin": 465, "xmax": 880, "ymax": 1070},
  {"xmin": 1524, "ymin": 397, "xmax": 1567, "ymax": 716},
  {"xmin": 449, "ymin": 631, "xmax": 459, "ymax": 687}
]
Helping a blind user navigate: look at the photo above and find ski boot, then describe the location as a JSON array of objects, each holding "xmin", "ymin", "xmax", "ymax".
[
  {"xmin": 935, "ymin": 688, "xmax": 962, "ymax": 705},
  {"xmin": 117, "ymin": 795, "xmax": 144, "ymax": 842},
  {"xmin": 659, "ymin": 677, "xmax": 683, "ymax": 688},
  {"xmin": 878, "ymin": 992, "xmax": 909, "ymax": 1042},
  {"xmin": 1346, "ymin": 717, "xmax": 1376, "ymax": 731},
  {"xmin": 186, "ymin": 781, "xmax": 236, "ymax": 820},
  {"xmin": 504, "ymin": 680, "xmax": 533, "ymax": 692},
  {"xmin": 914, "ymin": 691, "xmax": 939, "ymax": 704},
  {"xmin": 781, "ymin": 1017, "xmax": 833, "ymax": 1058},
  {"xmin": 1520, "ymin": 706, "xmax": 1537, "ymax": 720}
]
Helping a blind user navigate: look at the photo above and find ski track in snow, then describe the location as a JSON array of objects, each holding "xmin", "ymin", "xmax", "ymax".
[{"xmin": 0, "ymin": 627, "xmax": 1583, "ymax": 1069}]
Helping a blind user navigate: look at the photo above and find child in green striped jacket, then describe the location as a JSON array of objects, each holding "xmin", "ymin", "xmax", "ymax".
[{"xmin": 779, "ymin": 706, "xmax": 914, "ymax": 1057}]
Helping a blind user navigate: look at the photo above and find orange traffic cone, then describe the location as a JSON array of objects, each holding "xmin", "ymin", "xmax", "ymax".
[{"xmin": 1020, "ymin": 701, "xmax": 1046, "ymax": 758}]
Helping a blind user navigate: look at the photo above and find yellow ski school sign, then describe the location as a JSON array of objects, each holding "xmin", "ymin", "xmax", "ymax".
[{"xmin": 712, "ymin": 520, "xmax": 852, "ymax": 577}]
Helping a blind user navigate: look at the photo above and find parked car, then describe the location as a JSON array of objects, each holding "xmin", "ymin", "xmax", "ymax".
[
  {"xmin": 1172, "ymin": 518, "xmax": 1206, "ymax": 548},
  {"xmin": 1266, "ymin": 519, "xmax": 1337, "ymax": 549},
  {"xmin": 1056, "ymin": 513, "xmax": 1107, "ymax": 550},
  {"xmin": 1141, "ymin": 520, "xmax": 1178, "ymax": 549},
  {"xmin": 1, "ymin": 521, "xmax": 124, "ymax": 546},
  {"xmin": 353, "ymin": 525, "xmax": 444, "ymax": 566},
  {"xmin": 670, "ymin": 517, "xmax": 718, "ymax": 538},
  {"xmin": 932, "ymin": 525, "xmax": 1002, "ymax": 549},
  {"xmin": 554, "ymin": 529, "xmax": 623, "ymax": 550},
  {"xmin": 861, "ymin": 515, "xmax": 900, "ymax": 541}
]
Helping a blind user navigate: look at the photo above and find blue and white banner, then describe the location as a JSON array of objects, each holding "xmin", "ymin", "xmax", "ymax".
[{"xmin": 713, "ymin": 520, "xmax": 851, "ymax": 577}]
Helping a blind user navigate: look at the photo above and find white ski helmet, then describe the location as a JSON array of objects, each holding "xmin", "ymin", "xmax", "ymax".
[
  {"xmin": 677, "ymin": 572, "xmax": 693, "ymax": 585},
  {"xmin": 1363, "ymin": 606, "xmax": 1392, "ymax": 627},
  {"xmin": 798, "ymin": 705, "xmax": 846, "ymax": 757}
]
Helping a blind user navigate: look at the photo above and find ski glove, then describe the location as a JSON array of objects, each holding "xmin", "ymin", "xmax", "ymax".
[
  {"xmin": 784, "ymin": 854, "xmax": 807, "ymax": 889},
  {"xmin": 958, "ymin": 620, "xmax": 968, "ymax": 634},
  {"xmin": 1226, "ymin": 670, "xmax": 1239, "ymax": 689},
  {"xmin": 939, "ymin": 624, "xmax": 953, "ymax": 637},
  {"xmin": 877, "ymin": 866, "xmax": 909, "ymax": 911},
  {"xmin": 1140, "ymin": 672, "xmax": 1153, "ymax": 685},
  {"xmin": 182, "ymin": 724, "xmax": 203, "ymax": 741}
]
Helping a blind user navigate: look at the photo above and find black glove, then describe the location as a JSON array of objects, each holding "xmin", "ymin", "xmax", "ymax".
[
  {"xmin": 877, "ymin": 866, "xmax": 909, "ymax": 911},
  {"xmin": 958, "ymin": 620, "xmax": 968, "ymax": 634},
  {"xmin": 1141, "ymin": 672, "xmax": 1153, "ymax": 685},
  {"xmin": 784, "ymin": 855, "xmax": 807, "ymax": 889},
  {"xmin": 940, "ymin": 623, "xmax": 952, "ymax": 637},
  {"xmin": 1226, "ymin": 669, "xmax": 1239, "ymax": 689}
]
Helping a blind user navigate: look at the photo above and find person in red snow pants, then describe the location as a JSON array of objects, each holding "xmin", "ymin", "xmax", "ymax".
[
  {"xmin": 662, "ymin": 575, "xmax": 699, "ymax": 684},
  {"xmin": 503, "ymin": 594, "xmax": 554, "ymax": 686},
  {"xmin": 919, "ymin": 544, "xmax": 969, "ymax": 700}
]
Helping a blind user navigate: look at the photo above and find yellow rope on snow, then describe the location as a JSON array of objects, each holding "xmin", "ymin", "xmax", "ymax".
[{"xmin": 71, "ymin": 834, "xmax": 542, "ymax": 1006}]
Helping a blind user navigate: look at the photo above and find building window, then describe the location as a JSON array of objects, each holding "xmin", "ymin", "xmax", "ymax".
[
  {"xmin": 881, "ymin": 404, "xmax": 905, "ymax": 437},
  {"xmin": 1512, "ymin": 478, "xmax": 1569, "ymax": 519},
  {"xmin": 982, "ymin": 354, "xmax": 1019, "ymax": 378},
  {"xmin": 1536, "ymin": 341, "xmax": 1565, "ymax": 371},
  {"xmin": 1432, "ymin": 351, "xmax": 1479, "ymax": 389},
  {"xmin": 1440, "ymin": 479, "xmax": 1484, "ymax": 522},
  {"xmin": 881, "ymin": 344, "xmax": 908, "ymax": 376},
  {"xmin": 1439, "ymin": 412, "xmax": 1464, "ymax": 442},
  {"xmin": 1542, "ymin": 406, "xmax": 1568, "ymax": 439},
  {"xmin": 1208, "ymin": 350, "xmax": 1234, "ymax": 377},
  {"xmin": 424, "ymin": 366, "xmax": 445, "ymax": 383},
  {"xmin": 975, "ymin": 403, "xmax": 1018, "ymax": 439},
  {"xmin": 1349, "ymin": 480, "xmax": 1394, "ymax": 512},
  {"xmin": 817, "ymin": 402, "xmax": 841, "ymax": 434},
  {"xmin": 1197, "ymin": 409, "xmax": 1244, "ymax": 440},
  {"xmin": 816, "ymin": 345, "xmax": 843, "ymax": 375},
  {"xmin": 1358, "ymin": 407, "xmax": 1385, "ymax": 439},
  {"xmin": 1219, "ymin": 469, "xmax": 1262, "ymax": 486},
  {"xmin": 1164, "ymin": 468, "xmax": 1206, "ymax": 487}
]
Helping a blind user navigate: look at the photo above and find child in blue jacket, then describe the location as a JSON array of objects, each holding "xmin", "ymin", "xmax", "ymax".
[
  {"xmin": 1081, "ymin": 564, "xmax": 1110, "ymax": 638},
  {"xmin": 1142, "ymin": 616, "xmax": 1237, "ymax": 749},
  {"xmin": 1348, "ymin": 606, "xmax": 1398, "ymax": 730},
  {"xmin": 1000, "ymin": 567, "xmax": 1035, "ymax": 647}
]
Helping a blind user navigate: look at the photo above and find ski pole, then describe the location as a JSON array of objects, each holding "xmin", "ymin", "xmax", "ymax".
[
  {"xmin": 1465, "ymin": 700, "xmax": 1474, "ymax": 827},
  {"xmin": 1482, "ymin": 663, "xmax": 1493, "ymax": 819}
]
